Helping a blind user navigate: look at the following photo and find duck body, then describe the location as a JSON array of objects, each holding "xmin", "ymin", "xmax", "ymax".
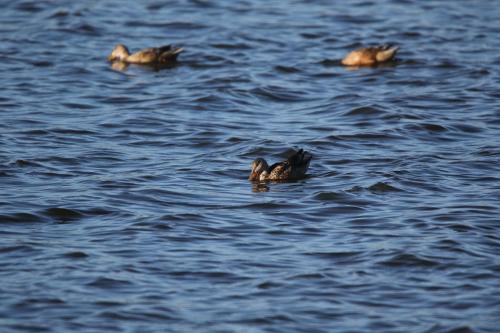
[
  {"xmin": 107, "ymin": 44, "xmax": 183, "ymax": 65},
  {"xmin": 249, "ymin": 149, "xmax": 312, "ymax": 181},
  {"xmin": 341, "ymin": 45, "xmax": 399, "ymax": 66}
]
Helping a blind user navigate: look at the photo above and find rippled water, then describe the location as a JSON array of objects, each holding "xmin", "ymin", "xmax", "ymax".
[{"xmin": 1, "ymin": 1, "xmax": 499, "ymax": 332}]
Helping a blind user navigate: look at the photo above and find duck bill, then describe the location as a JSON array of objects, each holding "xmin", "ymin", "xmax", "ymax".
[{"xmin": 248, "ymin": 171, "xmax": 258, "ymax": 181}]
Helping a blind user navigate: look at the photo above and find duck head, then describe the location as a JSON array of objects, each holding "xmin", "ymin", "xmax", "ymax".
[
  {"xmin": 108, "ymin": 44, "xmax": 130, "ymax": 62},
  {"xmin": 249, "ymin": 158, "xmax": 269, "ymax": 181}
]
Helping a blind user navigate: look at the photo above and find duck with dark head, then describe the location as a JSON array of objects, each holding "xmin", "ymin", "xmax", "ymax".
[{"xmin": 249, "ymin": 149, "xmax": 312, "ymax": 181}]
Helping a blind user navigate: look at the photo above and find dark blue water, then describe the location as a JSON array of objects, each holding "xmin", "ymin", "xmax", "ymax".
[{"xmin": 1, "ymin": 1, "xmax": 499, "ymax": 332}]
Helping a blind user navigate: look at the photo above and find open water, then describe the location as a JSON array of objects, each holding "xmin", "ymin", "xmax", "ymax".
[{"xmin": 1, "ymin": 1, "xmax": 499, "ymax": 332}]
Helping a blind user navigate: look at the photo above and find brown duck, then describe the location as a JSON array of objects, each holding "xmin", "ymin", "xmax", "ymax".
[
  {"xmin": 249, "ymin": 149, "xmax": 312, "ymax": 181},
  {"xmin": 107, "ymin": 44, "xmax": 183, "ymax": 65},
  {"xmin": 341, "ymin": 45, "xmax": 399, "ymax": 66}
]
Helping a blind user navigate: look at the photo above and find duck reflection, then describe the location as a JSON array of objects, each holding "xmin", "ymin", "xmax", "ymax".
[
  {"xmin": 109, "ymin": 60, "xmax": 179, "ymax": 72},
  {"xmin": 110, "ymin": 61, "xmax": 129, "ymax": 71},
  {"xmin": 252, "ymin": 182, "xmax": 270, "ymax": 192}
]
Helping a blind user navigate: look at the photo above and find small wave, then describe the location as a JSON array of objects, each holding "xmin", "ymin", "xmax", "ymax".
[
  {"xmin": 319, "ymin": 58, "xmax": 342, "ymax": 67},
  {"xmin": 211, "ymin": 43, "xmax": 252, "ymax": 50},
  {"xmin": 15, "ymin": 2, "xmax": 44, "ymax": 12},
  {"xmin": 125, "ymin": 20, "xmax": 207, "ymax": 30},
  {"xmin": 47, "ymin": 10, "xmax": 69, "ymax": 18},
  {"xmin": 99, "ymin": 96, "xmax": 138, "ymax": 105},
  {"xmin": 423, "ymin": 325, "xmax": 475, "ymax": 333},
  {"xmin": 63, "ymin": 251, "xmax": 88, "ymax": 259},
  {"xmin": 333, "ymin": 14, "xmax": 383, "ymax": 24},
  {"xmin": 37, "ymin": 156, "xmax": 80, "ymax": 166},
  {"xmin": 289, "ymin": 273, "xmax": 325, "ymax": 280},
  {"xmin": 75, "ymin": 23, "xmax": 101, "ymax": 36},
  {"xmin": 274, "ymin": 65, "xmax": 301, "ymax": 73},
  {"xmin": 42, "ymin": 207, "xmax": 84, "ymax": 223},
  {"xmin": 6, "ymin": 324, "xmax": 50, "ymax": 332},
  {"xmin": 300, "ymin": 32, "xmax": 326, "ymax": 39},
  {"xmin": 194, "ymin": 94, "xmax": 222, "ymax": 103},
  {"xmin": 0, "ymin": 245, "xmax": 36, "ymax": 254},
  {"xmin": 477, "ymin": 147, "xmax": 500, "ymax": 156},
  {"xmin": 446, "ymin": 223, "xmax": 475, "ymax": 233},
  {"xmin": 241, "ymin": 202, "xmax": 295, "ymax": 209},
  {"xmin": 379, "ymin": 253, "xmax": 440, "ymax": 268},
  {"xmin": 386, "ymin": 79, "xmax": 428, "ymax": 87},
  {"xmin": 13, "ymin": 297, "xmax": 65, "ymax": 308},
  {"xmin": 17, "ymin": 129, "xmax": 50, "ymax": 135},
  {"xmin": 452, "ymin": 124, "xmax": 483, "ymax": 133},
  {"xmin": 313, "ymin": 191, "xmax": 344, "ymax": 201},
  {"xmin": 0, "ymin": 212, "xmax": 44, "ymax": 223},
  {"xmin": 50, "ymin": 128, "xmax": 98, "ymax": 135},
  {"xmin": 336, "ymin": 133, "xmax": 402, "ymax": 141},
  {"xmin": 401, "ymin": 31, "xmax": 422, "ymax": 38},
  {"xmin": 29, "ymin": 60, "xmax": 53, "ymax": 68},
  {"xmin": 344, "ymin": 105, "xmax": 384, "ymax": 117},
  {"xmin": 434, "ymin": 60, "xmax": 462, "ymax": 69},
  {"xmin": 161, "ymin": 213, "xmax": 204, "ymax": 222},
  {"xmin": 257, "ymin": 281, "xmax": 282, "ymax": 289},
  {"xmin": 61, "ymin": 102, "xmax": 96, "ymax": 110},
  {"xmin": 304, "ymin": 251, "xmax": 362, "ymax": 261},
  {"xmin": 167, "ymin": 270, "xmax": 244, "ymax": 283},
  {"xmin": 422, "ymin": 123, "xmax": 448, "ymax": 132},
  {"xmin": 251, "ymin": 86, "xmax": 309, "ymax": 102},
  {"xmin": 368, "ymin": 182, "xmax": 402, "ymax": 193},
  {"xmin": 93, "ymin": 300, "xmax": 125, "ymax": 307},
  {"xmin": 86, "ymin": 207, "xmax": 115, "ymax": 216},
  {"xmin": 230, "ymin": 314, "xmax": 295, "ymax": 325},
  {"xmin": 87, "ymin": 277, "xmax": 132, "ymax": 289},
  {"xmin": 12, "ymin": 159, "xmax": 43, "ymax": 168},
  {"xmin": 98, "ymin": 311, "xmax": 137, "ymax": 320}
]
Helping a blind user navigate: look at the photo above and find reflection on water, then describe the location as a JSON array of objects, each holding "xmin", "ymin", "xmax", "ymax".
[
  {"xmin": 109, "ymin": 60, "xmax": 179, "ymax": 72},
  {"xmin": 340, "ymin": 59, "xmax": 401, "ymax": 71},
  {"xmin": 110, "ymin": 61, "xmax": 129, "ymax": 71},
  {"xmin": 1, "ymin": 1, "xmax": 499, "ymax": 333},
  {"xmin": 251, "ymin": 182, "xmax": 270, "ymax": 192}
]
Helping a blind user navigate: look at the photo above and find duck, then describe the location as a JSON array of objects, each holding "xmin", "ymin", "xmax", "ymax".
[
  {"xmin": 249, "ymin": 149, "xmax": 312, "ymax": 181},
  {"xmin": 107, "ymin": 44, "xmax": 184, "ymax": 65},
  {"xmin": 341, "ymin": 45, "xmax": 399, "ymax": 66}
]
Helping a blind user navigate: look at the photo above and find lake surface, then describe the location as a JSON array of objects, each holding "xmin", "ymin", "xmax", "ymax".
[{"xmin": 1, "ymin": 1, "xmax": 499, "ymax": 332}]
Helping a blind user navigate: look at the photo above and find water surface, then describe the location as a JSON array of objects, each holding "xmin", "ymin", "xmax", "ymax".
[{"xmin": 1, "ymin": 1, "xmax": 499, "ymax": 332}]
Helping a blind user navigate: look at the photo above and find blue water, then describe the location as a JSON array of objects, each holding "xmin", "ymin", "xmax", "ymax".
[{"xmin": 1, "ymin": 1, "xmax": 499, "ymax": 332}]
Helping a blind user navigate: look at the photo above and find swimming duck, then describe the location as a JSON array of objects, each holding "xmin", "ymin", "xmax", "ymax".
[
  {"xmin": 249, "ymin": 149, "xmax": 312, "ymax": 181},
  {"xmin": 341, "ymin": 45, "xmax": 399, "ymax": 66},
  {"xmin": 107, "ymin": 44, "xmax": 183, "ymax": 64}
]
